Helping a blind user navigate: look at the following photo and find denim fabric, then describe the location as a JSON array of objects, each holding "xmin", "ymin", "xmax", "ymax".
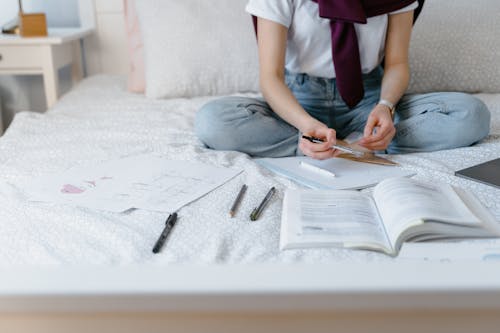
[{"xmin": 195, "ymin": 67, "xmax": 490, "ymax": 157}]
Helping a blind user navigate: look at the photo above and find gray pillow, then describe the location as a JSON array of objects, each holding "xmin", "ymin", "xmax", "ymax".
[{"xmin": 408, "ymin": 0, "xmax": 500, "ymax": 94}]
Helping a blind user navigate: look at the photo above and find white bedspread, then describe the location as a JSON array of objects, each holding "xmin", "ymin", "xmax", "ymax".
[{"xmin": 0, "ymin": 75, "xmax": 499, "ymax": 267}]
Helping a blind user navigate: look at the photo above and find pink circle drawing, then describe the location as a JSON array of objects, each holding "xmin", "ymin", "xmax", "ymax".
[{"xmin": 61, "ymin": 184, "xmax": 85, "ymax": 194}]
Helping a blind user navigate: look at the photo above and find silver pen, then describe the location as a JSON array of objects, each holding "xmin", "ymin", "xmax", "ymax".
[
  {"xmin": 302, "ymin": 135, "xmax": 364, "ymax": 157},
  {"xmin": 331, "ymin": 144, "xmax": 365, "ymax": 157}
]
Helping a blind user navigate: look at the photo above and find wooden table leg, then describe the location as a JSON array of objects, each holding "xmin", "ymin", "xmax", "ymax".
[
  {"xmin": 42, "ymin": 45, "xmax": 60, "ymax": 109},
  {"xmin": 71, "ymin": 41, "xmax": 83, "ymax": 84}
]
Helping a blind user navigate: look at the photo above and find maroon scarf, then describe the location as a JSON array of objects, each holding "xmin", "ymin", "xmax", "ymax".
[{"xmin": 252, "ymin": 0, "xmax": 425, "ymax": 108}]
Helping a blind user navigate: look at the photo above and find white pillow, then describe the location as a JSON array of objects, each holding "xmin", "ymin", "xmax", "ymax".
[
  {"xmin": 408, "ymin": 0, "xmax": 500, "ymax": 94},
  {"xmin": 134, "ymin": 0, "xmax": 260, "ymax": 99}
]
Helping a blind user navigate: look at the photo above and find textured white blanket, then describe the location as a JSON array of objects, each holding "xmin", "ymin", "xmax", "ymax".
[{"xmin": 0, "ymin": 75, "xmax": 499, "ymax": 267}]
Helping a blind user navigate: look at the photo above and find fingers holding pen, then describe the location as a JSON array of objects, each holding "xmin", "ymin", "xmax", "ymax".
[
  {"xmin": 299, "ymin": 139, "xmax": 334, "ymax": 159},
  {"xmin": 299, "ymin": 127, "xmax": 337, "ymax": 160}
]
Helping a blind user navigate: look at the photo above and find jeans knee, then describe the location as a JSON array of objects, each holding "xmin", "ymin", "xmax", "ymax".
[
  {"xmin": 474, "ymin": 98, "xmax": 490, "ymax": 138},
  {"xmin": 194, "ymin": 100, "xmax": 224, "ymax": 147},
  {"xmin": 195, "ymin": 97, "xmax": 251, "ymax": 150},
  {"xmin": 460, "ymin": 95, "xmax": 491, "ymax": 142}
]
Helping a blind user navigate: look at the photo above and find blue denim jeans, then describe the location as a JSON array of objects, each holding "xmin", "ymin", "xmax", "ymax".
[{"xmin": 195, "ymin": 67, "xmax": 491, "ymax": 157}]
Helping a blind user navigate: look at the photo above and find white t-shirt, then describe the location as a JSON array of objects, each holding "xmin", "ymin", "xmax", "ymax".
[{"xmin": 245, "ymin": 0, "xmax": 418, "ymax": 78}]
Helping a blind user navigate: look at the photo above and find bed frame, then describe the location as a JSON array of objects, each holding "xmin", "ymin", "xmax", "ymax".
[{"xmin": 1, "ymin": 1, "xmax": 500, "ymax": 331}]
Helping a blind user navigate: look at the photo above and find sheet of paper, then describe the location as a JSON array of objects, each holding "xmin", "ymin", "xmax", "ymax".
[
  {"xmin": 256, "ymin": 156, "xmax": 414, "ymax": 190},
  {"xmin": 25, "ymin": 154, "xmax": 242, "ymax": 213}
]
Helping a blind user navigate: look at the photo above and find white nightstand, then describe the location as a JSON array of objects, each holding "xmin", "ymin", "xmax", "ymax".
[{"xmin": 0, "ymin": 28, "xmax": 93, "ymax": 109}]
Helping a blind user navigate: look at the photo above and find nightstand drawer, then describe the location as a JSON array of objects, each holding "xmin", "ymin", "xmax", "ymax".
[{"xmin": 0, "ymin": 46, "xmax": 43, "ymax": 69}]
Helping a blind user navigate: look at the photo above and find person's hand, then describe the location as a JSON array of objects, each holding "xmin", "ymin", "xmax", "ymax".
[
  {"xmin": 299, "ymin": 124, "xmax": 338, "ymax": 160},
  {"xmin": 358, "ymin": 104, "xmax": 396, "ymax": 151}
]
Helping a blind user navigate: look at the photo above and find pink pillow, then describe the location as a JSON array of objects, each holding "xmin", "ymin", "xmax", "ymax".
[{"xmin": 124, "ymin": 0, "xmax": 145, "ymax": 93}]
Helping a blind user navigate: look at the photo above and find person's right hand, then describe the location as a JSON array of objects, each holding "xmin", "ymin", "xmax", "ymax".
[{"xmin": 299, "ymin": 124, "xmax": 337, "ymax": 160}]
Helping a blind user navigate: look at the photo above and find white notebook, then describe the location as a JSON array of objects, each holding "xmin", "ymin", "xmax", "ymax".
[{"xmin": 256, "ymin": 156, "xmax": 414, "ymax": 190}]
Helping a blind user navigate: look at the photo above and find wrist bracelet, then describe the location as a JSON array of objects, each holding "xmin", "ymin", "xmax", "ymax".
[{"xmin": 378, "ymin": 99, "xmax": 396, "ymax": 119}]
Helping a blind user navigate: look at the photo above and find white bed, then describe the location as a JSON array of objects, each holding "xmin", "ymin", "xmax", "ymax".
[
  {"xmin": 1, "ymin": 74, "xmax": 500, "ymax": 266},
  {"xmin": 1, "ymin": 0, "xmax": 500, "ymax": 331},
  {"xmin": 1, "ymin": 75, "xmax": 500, "ymax": 332}
]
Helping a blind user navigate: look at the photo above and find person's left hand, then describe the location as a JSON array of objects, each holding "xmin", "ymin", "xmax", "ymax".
[{"xmin": 358, "ymin": 104, "xmax": 396, "ymax": 151}]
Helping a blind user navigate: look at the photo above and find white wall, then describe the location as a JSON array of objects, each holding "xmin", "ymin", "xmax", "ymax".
[
  {"xmin": 0, "ymin": 0, "xmax": 81, "ymax": 131},
  {"xmin": 0, "ymin": 0, "xmax": 80, "ymax": 27}
]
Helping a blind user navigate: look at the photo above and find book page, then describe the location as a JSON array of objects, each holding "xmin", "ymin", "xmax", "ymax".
[
  {"xmin": 373, "ymin": 177, "xmax": 481, "ymax": 247},
  {"xmin": 281, "ymin": 189, "xmax": 391, "ymax": 252}
]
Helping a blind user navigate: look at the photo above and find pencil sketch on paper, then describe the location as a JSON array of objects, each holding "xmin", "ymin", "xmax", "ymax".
[{"xmin": 25, "ymin": 154, "xmax": 242, "ymax": 212}]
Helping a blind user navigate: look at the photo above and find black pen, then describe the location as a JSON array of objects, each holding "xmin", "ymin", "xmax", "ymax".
[
  {"xmin": 152, "ymin": 212, "xmax": 178, "ymax": 254},
  {"xmin": 301, "ymin": 135, "xmax": 364, "ymax": 157},
  {"xmin": 250, "ymin": 187, "xmax": 276, "ymax": 221}
]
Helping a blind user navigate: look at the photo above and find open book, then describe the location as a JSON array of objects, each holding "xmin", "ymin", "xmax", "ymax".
[{"xmin": 280, "ymin": 177, "xmax": 500, "ymax": 256}]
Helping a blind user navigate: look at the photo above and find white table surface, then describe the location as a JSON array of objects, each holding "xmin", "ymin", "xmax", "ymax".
[{"xmin": 0, "ymin": 28, "xmax": 93, "ymax": 45}]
